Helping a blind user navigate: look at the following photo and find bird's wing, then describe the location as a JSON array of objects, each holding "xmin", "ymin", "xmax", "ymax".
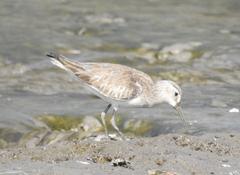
[
  {"xmin": 47, "ymin": 53, "xmax": 153, "ymax": 101},
  {"xmin": 80, "ymin": 63, "xmax": 154, "ymax": 101}
]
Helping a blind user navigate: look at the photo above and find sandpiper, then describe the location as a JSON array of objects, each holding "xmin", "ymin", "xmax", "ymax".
[{"xmin": 47, "ymin": 52, "xmax": 187, "ymax": 138}]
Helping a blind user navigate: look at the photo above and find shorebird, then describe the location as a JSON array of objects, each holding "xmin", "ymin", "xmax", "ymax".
[{"xmin": 47, "ymin": 52, "xmax": 186, "ymax": 138}]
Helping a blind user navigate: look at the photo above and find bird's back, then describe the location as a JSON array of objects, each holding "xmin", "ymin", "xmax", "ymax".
[{"xmin": 47, "ymin": 53, "xmax": 154, "ymax": 103}]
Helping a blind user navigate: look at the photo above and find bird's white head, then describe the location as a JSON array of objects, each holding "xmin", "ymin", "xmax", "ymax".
[
  {"xmin": 154, "ymin": 80, "xmax": 187, "ymax": 125},
  {"xmin": 154, "ymin": 80, "xmax": 182, "ymax": 107}
]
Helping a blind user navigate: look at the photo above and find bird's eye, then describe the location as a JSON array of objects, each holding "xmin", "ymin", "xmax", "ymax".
[{"xmin": 174, "ymin": 92, "xmax": 179, "ymax": 96}]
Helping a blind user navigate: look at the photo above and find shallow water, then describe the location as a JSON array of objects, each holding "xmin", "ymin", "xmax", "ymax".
[{"xmin": 0, "ymin": 0, "xmax": 240, "ymax": 145}]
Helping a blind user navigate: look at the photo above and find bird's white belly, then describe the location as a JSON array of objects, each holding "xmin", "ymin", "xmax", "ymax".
[
  {"xmin": 82, "ymin": 81, "xmax": 154, "ymax": 108},
  {"xmin": 127, "ymin": 96, "xmax": 148, "ymax": 107},
  {"xmin": 82, "ymin": 83, "xmax": 149, "ymax": 108}
]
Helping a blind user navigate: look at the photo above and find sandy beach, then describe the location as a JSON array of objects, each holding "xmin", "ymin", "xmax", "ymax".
[{"xmin": 0, "ymin": 133, "xmax": 240, "ymax": 175}]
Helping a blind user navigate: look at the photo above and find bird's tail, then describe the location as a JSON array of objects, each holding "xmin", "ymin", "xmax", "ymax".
[{"xmin": 46, "ymin": 52, "xmax": 84, "ymax": 73}]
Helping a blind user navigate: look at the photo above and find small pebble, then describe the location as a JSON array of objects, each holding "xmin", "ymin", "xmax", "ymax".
[
  {"xmin": 76, "ymin": 160, "xmax": 90, "ymax": 165},
  {"xmin": 222, "ymin": 164, "xmax": 231, "ymax": 168},
  {"xmin": 148, "ymin": 170, "xmax": 162, "ymax": 175},
  {"xmin": 229, "ymin": 108, "xmax": 239, "ymax": 113},
  {"xmin": 155, "ymin": 158, "xmax": 166, "ymax": 166},
  {"xmin": 94, "ymin": 135, "xmax": 109, "ymax": 142},
  {"xmin": 111, "ymin": 158, "xmax": 131, "ymax": 169}
]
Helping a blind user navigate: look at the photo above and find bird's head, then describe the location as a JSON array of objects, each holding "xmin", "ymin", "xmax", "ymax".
[
  {"xmin": 154, "ymin": 80, "xmax": 187, "ymax": 124},
  {"xmin": 155, "ymin": 80, "xmax": 181, "ymax": 107}
]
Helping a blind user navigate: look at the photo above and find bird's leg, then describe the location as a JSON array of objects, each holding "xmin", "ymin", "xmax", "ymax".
[
  {"xmin": 110, "ymin": 107, "xmax": 125, "ymax": 139},
  {"xmin": 101, "ymin": 104, "xmax": 112, "ymax": 137}
]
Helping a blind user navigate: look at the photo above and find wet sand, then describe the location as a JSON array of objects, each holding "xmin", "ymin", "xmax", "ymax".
[{"xmin": 0, "ymin": 133, "xmax": 239, "ymax": 175}]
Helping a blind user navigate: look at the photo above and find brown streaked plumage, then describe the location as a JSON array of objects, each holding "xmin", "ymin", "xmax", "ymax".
[
  {"xmin": 47, "ymin": 52, "xmax": 187, "ymax": 139},
  {"xmin": 48, "ymin": 52, "xmax": 154, "ymax": 103}
]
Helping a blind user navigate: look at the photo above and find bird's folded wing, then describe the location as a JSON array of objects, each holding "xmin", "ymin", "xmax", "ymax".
[
  {"xmin": 50, "ymin": 55, "xmax": 154, "ymax": 101},
  {"xmin": 75, "ymin": 63, "xmax": 153, "ymax": 101}
]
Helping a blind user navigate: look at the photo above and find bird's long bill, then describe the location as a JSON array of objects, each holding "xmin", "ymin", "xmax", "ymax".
[{"xmin": 174, "ymin": 105, "xmax": 188, "ymax": 126}]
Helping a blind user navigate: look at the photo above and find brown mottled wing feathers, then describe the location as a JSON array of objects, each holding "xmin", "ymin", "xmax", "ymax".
[
  {"xmin": 86, "ymin": 66, "xmax": 142, "ymax": 100},
  {"xmin": 55, "ymin": 56, "xmax": 91, "ymax": 82},
  {"xmin": 58, "ymin": 58, "xmax": 153, "ymax": 101}
]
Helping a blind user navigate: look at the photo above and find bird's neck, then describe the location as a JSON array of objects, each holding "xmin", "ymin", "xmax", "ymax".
[{"xmin": 145, "ymin": 82, "xmax": 166, "ymax": 106}]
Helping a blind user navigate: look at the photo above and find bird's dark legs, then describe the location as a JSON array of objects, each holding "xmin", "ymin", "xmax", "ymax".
[
  {"xmin": 110, "ymin": 107, "xmax": 125, "ymax": 138},
  {"xmin": 101, "ymin": 104, "xmax": 112, "ymax": 136}
]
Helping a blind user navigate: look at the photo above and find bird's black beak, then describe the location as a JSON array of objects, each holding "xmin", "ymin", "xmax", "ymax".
[{"xmin": 174, "ymin": 103, "xmax": 188, "ymax": 126}]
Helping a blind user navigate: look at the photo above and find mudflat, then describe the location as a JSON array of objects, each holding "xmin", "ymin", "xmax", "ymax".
[{"xmin": 0, "ymin": 133, "xmax": 239, "ymax": 175}]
